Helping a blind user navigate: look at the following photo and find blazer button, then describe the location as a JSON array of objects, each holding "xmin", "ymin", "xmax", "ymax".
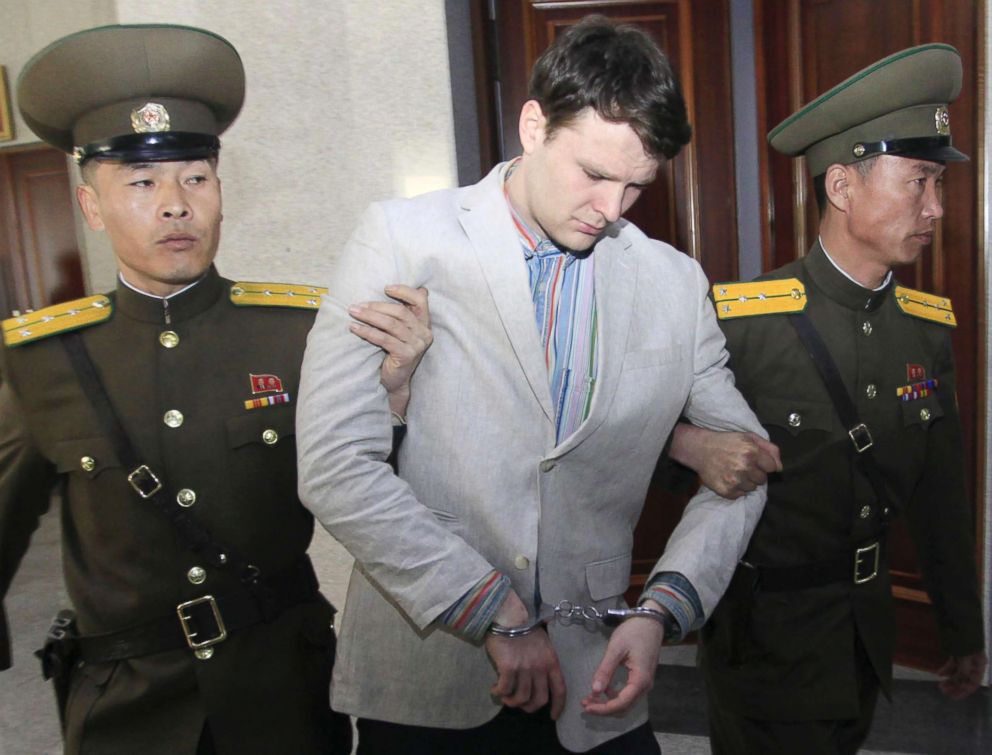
[
  {"xmin": 861, "ymin": 321, "xmax": 873, "ymax": 336},
  {"xmin": 514, "ymin": 555, "xmax": 530, "ymax": 570},
  {"xmin": 163, "ymin": 409, "xmax": 184, "ymax": 428},
  {"xmin": 539, "ymin": 460, "xmax": 555, "ymax": 473},
  {"xmin": 159, "ymin": 330, "xmax": 180, "ymax": 348},
  {"xmin": 262, "ymin": 429, "xmax": 279, "ymax": 445},
  {"xmin": 865, "ymin": 384, "xmax": 877, "ymax": 399},
  {"xmin": 919, "ymin": 408, "xmax": 931, "ymax": 422},
  {"xmin": 80, "ymin": 456, "xmax": 96, "ymax": 472},
  {"xmin": 787, "ymin": 412, "xmax": 802, "ymax": 428},
  {"xmin": 187, "ymin": 566, "xmax": 207, "ymax": 585},
  {"xmin": 859, "ymin": 505, "xmax": 872, "ymax": 519}
]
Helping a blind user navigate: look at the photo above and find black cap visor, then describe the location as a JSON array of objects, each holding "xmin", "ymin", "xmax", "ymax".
[{"xmin": 77, "ymin": 132, "xmax": 220, "ymax": 165}]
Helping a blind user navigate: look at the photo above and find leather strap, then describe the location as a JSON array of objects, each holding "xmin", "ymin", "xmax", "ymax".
[
  {"xmin": 61, "ymin": 332, "xmax": 254, "ymax": 576},
  {"xmin": 787, "ymin": 313, "xmax": 895, "ymax": 522}
]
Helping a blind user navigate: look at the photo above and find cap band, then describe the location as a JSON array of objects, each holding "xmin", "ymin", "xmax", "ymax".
[{"xmin": 74, "ymin": 132, "xmax": 220, "ymax": 164}]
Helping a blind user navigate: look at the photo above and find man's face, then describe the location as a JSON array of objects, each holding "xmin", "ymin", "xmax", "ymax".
[
  {"xmin": 844, "ymin": 155, "xmax": 945, "ymax": 269},
  {"xmin": 514, "ymin": 105, "xmax": 659, "ymax": 251},
  {"xmin": 77, "ymin": 159, "xmax": 223, "ymax": 296}
]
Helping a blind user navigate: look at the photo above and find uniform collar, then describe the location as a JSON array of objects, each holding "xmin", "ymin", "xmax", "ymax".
[
  {"xmin": 803, "ymin": 241, "xmax": 891, "ymax": 312},
  {"xmin": 113, "ymin": 265, "xmax": 225, "ymax": 324}
]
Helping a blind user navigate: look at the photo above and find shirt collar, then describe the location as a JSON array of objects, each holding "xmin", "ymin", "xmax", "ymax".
[
  {"xmin": 500, "ymin": 159, "xmax": 569, "ymax": 261},
  {"xmin": 818, "ymin": 235, "xmax": 892, "ymax": 292}
]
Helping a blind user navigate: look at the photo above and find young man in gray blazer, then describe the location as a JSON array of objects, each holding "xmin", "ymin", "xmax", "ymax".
[{"xmin": 297, "ymin": 16, "xmax": 778, "ymax": 754}]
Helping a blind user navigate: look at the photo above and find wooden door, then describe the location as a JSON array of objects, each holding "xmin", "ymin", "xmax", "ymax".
[
  {"xmin": 0, "ymin": 146, "xmax": 84, "ymax": 315},
  {"xmin": 473, "ymin": 0, "xmax": 739, "ymax": 601},
  {"xmin": 755, "ymin": 0, "xmax": 984, "ymax": 670}
]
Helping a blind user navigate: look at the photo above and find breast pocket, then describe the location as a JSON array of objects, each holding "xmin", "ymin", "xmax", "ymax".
[
  {"xmin": 621, "ymin": 345, "xmax": 685, "ymax": 372},
  {"xmin": 225, "ymin": 405, "xmax": 297, "ymax": 450}
]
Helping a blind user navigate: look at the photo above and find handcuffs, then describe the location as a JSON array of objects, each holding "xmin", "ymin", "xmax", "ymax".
[{"xmin": 488, "ymin": 599, "xmax": 678, "ymax": 640}]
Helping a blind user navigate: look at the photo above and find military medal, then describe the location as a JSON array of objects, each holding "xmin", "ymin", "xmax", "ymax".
[
  {"xmin": 896, "ymin": 379, "xmax": 938, "ymax": 402},
  {"xmin": 244, "ymin": 392, "xmax": 291, "ymax": 410}
]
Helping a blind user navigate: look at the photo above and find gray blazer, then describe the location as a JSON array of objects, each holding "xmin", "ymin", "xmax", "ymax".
[{"xmin": 297, "ymin": 165, "xmax": 766, "ymax": 752}]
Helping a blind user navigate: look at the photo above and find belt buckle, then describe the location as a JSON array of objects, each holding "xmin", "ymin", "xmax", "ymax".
[
  {"xmin": 176, "ymin": 596, "xmax": 228, "ymax": 649},
  {"xmin": 854, "ymin": 542, "xmax": 880, "ymax": 584},
  {"xmin": 848, "ymin": 423, "xmax": 874, "ymax": 453},
  {"xmin": 127, "ymin": 465, "xmax": 163, "ymax": 498}
]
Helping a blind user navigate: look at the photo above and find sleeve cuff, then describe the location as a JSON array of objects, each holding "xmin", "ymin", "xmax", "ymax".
[
  {"xmin": 639, "ymin": 571, "xmax": 704, "ymax": 643},
  {"xmin": 436, "ymin": 570, "xmax": 511, "ymax": 642}
]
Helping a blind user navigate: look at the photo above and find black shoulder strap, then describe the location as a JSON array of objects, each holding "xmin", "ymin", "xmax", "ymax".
[
  {"xmin": 787, "ymin": 314, "xmax": 895, "ymax": 520},
  {"xmin": 61, "ymin": 332, "xmax": 257, "ymax": 579}
]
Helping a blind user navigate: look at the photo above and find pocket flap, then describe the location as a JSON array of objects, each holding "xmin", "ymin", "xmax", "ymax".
[
  {"xmin": 53, "ymin": 437, "xmax": 120, "ymax": 477},
  {"xmin": 754, "ymin": 395, "xmax": 836, "ymax": 436},
  {"xmin": 900, "ymin": 395, "xmax": 944, "ymax": 427},
  {"xmin": 225, "ymin": 405, "xmax": 296, "ymax": 449},
  {"xmin": 585, "ymin": 553, "xmax": 632, "ymax": 602}
]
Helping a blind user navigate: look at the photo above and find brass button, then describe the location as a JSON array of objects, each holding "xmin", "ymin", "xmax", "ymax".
[
  {"xmin": 176, "ymin": 488, "xmax": 197, "ymax": 508},
  {"xmin": 865, "ymin": 384, "xmax": 877, "ymax": 399},
  {"xmin": 159, "ymin": 330, "xmax": 180, "ymax": 348},
  {"xmin": 787, "ymin": 412, "xmax": 802, "ymax": 428},
  {"xmin": 262, "ymin": 429, "xmax": 279, "ymax": 445},
  {"xmin": 919, "ymin": 408, "xmax": 931, "ymax": 422},
  {"xmin": 539, "ymin": 460, "xmax": 555, "ymax": 473},
  {"xmin": 194, "ymin": 648, "xmax": 214, "ymax": 660},
  {"xmin": 164, "ymin": 410, "xmax": 184, "ymax": 428},
  {"xmin": 80, "ymin": 456, "xmax": 96, "ymax": 472},
  {"xmin": 860, "ymin": 505, "xmax": 872, "ymax": 519},
  {"xmin": 862, "ymin": 321, "xmax": 872, "ymax": 336},
  {"xmin": 514, "ymin": 555, "xmax": 530, "ymax": 570},
  {"xmin": 187, "ymin": 566, "xmax": 206, "ymax": 585}
]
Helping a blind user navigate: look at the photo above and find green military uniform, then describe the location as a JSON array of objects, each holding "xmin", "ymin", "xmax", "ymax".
[
  {"xmin": 1, "ymin": 270, "xmax": 351, "ymax": 753},
  {"xmin": 0, "ymin": 24, "xmax": 352, "ymax": 754},
  {"xmin": 699, "ymin": 45, "xmax": 984, "ymax": 753}
]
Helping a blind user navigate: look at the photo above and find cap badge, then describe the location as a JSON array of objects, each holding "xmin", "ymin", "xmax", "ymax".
[
  {"xmin": 934, "ymin": 106, "xmax": 950, "ymax": 135},
  {"xmin": 131, "ymin": 102, "xmax": 171, "ymax": 134}
]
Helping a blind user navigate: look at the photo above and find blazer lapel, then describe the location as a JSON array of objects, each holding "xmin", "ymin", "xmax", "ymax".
[
  {"xmin": 552, "ymin": 226, "xmax": 638, "ymax": 455},
  {"xmin": 458, "ymin": 169, "xmax": 555, "ymax": 423}
]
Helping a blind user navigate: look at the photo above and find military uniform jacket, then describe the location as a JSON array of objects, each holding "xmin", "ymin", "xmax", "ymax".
[
  {"xmin": 700, "ymin": 242, "xmax": 984, "ymax": 721},
  {"xmin": 0, "ymin": 267, "xmax": 341, "ymax": 754}
]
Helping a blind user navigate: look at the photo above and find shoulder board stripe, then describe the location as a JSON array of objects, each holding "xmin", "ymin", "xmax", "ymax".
[
  {"xmin": 894, "ymin": 285, "xmax": 956, "ymax": 327},
  {"xmin": 712, "ymin": 279, "xmax": 807, "ymax": 320},
  {"xmin": 230, "ymin": 282, "xmax": 328, "ymax": 310},
  {"xmin": 3, "ymin": 295, "xmax": 112, "ymax": 348}
]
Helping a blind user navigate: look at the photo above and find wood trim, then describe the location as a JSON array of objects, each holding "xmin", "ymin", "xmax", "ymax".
[
  {"xmin": 976, "ymin": 0, "xmax": 989, "ymax": 583},
  {"xmin": 754, "ymin": 0, "xmax": 773, "ymax": 269},
  {"xmin": 676, "ymin": 0, "xmax": 701, "ymax": 259},
  {"xmin": 787, "ymin": 0, "xmax": 807, "ymax": 259}
]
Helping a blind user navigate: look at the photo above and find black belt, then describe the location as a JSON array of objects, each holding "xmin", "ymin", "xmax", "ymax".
[
  {"xmin": 77, "ymin": 556, "xmax": 320, "ymax": 664},
  {"xmin": 736, "ymin": 539, "xmax": 884, "ymax": 593}
]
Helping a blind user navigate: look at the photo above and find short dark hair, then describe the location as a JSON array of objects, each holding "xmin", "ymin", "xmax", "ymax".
[{"xmin": 528, "ymin": 15, "xmax": 692, "ymax": 160}]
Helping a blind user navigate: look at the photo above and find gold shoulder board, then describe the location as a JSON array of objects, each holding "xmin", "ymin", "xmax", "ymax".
[
  {"xmin": 712, "ymin": 279, "xmax": 807, "ymax": 320},
  {"xmin": 229, "ymin": 281, "xmax": 328, "ymax": 310},
  {"xmin": 3, "ymin": 295, "xmax": 112, "ymax": 348},
  {"xmin": 894, "ymin": 285, "xmax": 956, "ymax": 327}
]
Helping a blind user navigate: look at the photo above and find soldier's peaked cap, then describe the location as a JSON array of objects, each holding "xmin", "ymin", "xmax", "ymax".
[
  {"xmin": 17, "ymin": 24, "xmax": 244, "ymax": 165},
  {"xmin": 768, "ymin": 44, "xmax": 966, "ymax": 176}
]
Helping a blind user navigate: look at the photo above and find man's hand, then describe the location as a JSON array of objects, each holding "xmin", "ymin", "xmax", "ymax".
[
  {"xmin": 484, "ymin": 591, "xmax": 566, "ymax": 719},
  {"xmin": 937, "ymin": 652, "xmax": 987, "ymax": 700},
  {"xmin": 348, "ymin": 285, "xmax": 433, "ymax": 418},
  {"xmin": 669, "ymin": 424, "xmax": 782, "ymax": 499},
  {"xmin": 581, "ymin": 600, "xmax": 665, "ymax": 716}
]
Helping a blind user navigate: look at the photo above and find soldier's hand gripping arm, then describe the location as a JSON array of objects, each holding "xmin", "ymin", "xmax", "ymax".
[
  {"xmin": 349, "ymin": 284, "xmax": 432, "ymax": 419},
  {"xmin": 668, "ymin": 423, "xmax": 782, "ymax": 499}
]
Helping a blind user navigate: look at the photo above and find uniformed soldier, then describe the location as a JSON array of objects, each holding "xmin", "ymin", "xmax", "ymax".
[
  {"xmin": 0, "ymin": 24, "xmax": 431, "ymax": 754},
  {"xmin": 669, "ymin": 44, "xmax": 987, "ymax": 753}
]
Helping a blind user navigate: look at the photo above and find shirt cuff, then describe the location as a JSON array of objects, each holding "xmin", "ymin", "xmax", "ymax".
[
  {"xmin": 639, "ymin": 571, "xmax": 703, "ymax": 643},
  {"xmin": 436, "ymin": 570, "xmax": 511, "ymax": 642}
]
